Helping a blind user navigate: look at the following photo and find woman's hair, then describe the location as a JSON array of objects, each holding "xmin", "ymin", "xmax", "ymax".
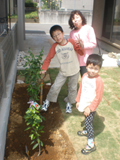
[
  {"xmin": 68, "ymin": 10, "xmax": 87, "ymax": 29},
  {"xmin": 49, "ymin": 25, "xmax": 63, "ymax": 38},
  {"xmin": 86, "ymin": 54, "xmax": 103, "ymax": 68}
]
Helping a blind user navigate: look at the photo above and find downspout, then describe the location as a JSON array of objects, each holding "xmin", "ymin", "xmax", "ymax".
[
  {"xmin": 5, "ymin": 0, "xmax": 8, "ymax": 32},
  {"xmin": 9, "ymin": 0, "xmax": 11, "ymax": 30}
]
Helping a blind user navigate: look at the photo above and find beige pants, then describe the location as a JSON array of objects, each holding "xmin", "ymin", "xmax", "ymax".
[{"xmin": 47, "ymin": 71, "xmax": 79, "ymax": 104}]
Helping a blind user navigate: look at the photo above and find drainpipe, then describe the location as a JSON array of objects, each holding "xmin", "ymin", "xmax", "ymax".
[
  {"xmin": 9, "ymin": 0, "xmax": 11, "ymax": 30},
  {"xmin": 5, "ymin": 0, "xmax": 8, "ymax": 32},
  {"xmin": 17, "ymin": 0, "xmax": 25, "ymax": 51}
]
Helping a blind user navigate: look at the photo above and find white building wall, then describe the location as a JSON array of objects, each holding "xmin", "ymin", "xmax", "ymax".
[
  {"xmin": 40, "ymin": 10, "xmax": 93, "ymax": 25},
  {"xmin": 61, "ymin": 0, "xmax": 94, "ymax": 11}
]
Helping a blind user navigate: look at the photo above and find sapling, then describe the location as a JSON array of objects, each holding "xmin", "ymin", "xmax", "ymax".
[
  {"xmin": 22, "ymin": 49, "xmax": 45, "ymax": 156},
  {"xmin": 21, "ymin": 49, "xmax": 43, "ymax": 102},
  {"xmin": 24, "ymin": 101, "xmax": 45, "ymax": 156}
]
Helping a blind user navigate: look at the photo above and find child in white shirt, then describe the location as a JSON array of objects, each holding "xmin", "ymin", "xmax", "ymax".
[{"xmin": 76, "ymin": 54, "xmax": 104, "ymax": 155}]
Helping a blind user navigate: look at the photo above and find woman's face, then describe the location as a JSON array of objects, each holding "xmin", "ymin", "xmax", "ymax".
[{"xmin": 72, "ymin": 14, "xmax": 82, "ymax": 29}]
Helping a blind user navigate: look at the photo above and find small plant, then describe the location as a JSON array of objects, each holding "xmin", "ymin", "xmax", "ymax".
[
  {"xmin": 24, "ymin": 101, "xmax": 45, "ymax": 156},
  {"xmin": 21, "ymin": 49, "xmax": 43, "ymax": 102},
  {"xmin": 25, "ymin": 11, "xmax": 39, "ymax": 19},
  {"xmin": 34, "ymin": 16, "xmax": 38, "ymax": 22}
]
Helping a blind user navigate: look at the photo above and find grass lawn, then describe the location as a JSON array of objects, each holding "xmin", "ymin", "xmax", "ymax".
[{"xmin": 48, "ymin": 67, "xmax": 120, "ymax": 160}]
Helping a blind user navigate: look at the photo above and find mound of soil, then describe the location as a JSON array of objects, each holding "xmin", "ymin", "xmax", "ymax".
[{"xmin": 4, "ymin": 83, "xmax": 77, "ymax": 160}]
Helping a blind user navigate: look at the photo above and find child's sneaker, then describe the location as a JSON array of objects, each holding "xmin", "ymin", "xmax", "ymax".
[
  {"xmin": 81, "ymin": 144, "xmax": 96, "ymax": 155},
  {"xmin": 41, "ymin": 99, "xmax": 50, "ymax": 111},
  {"xmin": 77, "ymin": 130, "xmax": 87, "ymax": 137},
  {"xmin": 66, "ymin": 102, "xmax": 72, "ymax": 113}
]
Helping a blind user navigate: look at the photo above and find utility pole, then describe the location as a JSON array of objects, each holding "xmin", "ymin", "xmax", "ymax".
[{"xmin": 39, "ymin": 0, "xmax": 41, "ymax": 12}]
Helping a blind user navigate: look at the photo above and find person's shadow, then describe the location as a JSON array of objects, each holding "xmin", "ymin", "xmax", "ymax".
[{"xmin": 81, "ymin": 111, "xmax": 105, "ymax": 137}]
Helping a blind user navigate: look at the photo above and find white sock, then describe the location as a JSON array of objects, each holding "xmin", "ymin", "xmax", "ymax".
[
  {"xmin": 45, "ymin": 99, "xmax": 49, "ymax": 104},
  {"xmin": 88, "ymin": 138, "xmax": 94, "ymax": 148},
  {"xmin": 67, "ymin": 102, "xmax": 72, "ymax": 107}
]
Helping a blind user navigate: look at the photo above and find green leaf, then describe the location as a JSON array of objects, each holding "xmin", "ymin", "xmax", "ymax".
[
  {"xmin": 31, "ymin": 139, "xmax": 36, "ymax": 145},
  {"xmin": 29, "ymin": 134, "xmax": 36, "ymax": 140},
  {"xmin": 37, "ymin": 138, "xmax": 40, "ymax": 143},
  {"xmin": 26, "ymin": 122, "xmax": 30, "ymax": 125},
  {"xmin": 32, "ymin": 143, "xmax": 39, "ymax": 150},
  {"xmin": 38, "ymin": 125, "xmax": 44, "ymax": 130},
  {"xmin": 24, "ymin": 126, "xmax": 31, "ymax": 131},
  {"xmin": 32, "ymin": 123, "xmax": 35, "ymax": 127},
  {"xmin": 40, "ymin": 141, "xmax": 43, "ymax": 146}
]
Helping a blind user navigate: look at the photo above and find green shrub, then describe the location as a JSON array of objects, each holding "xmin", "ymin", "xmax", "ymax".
[
  {"xmin": 11, "ymin": 11, "xmax": 38, "ymax": 19},
  {"xmin": 25, "ymin": 0, "xmax": 37, "ymax": 8},
  {"xmin": 25, "ymin": 0, "xmax": 32, "ymax": 2},
  {"xmin": 10, "ymin": 14, "xmax": 17, "ymax": 19}
]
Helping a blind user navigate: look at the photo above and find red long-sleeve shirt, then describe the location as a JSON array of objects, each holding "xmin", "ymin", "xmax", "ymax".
[{"xmin": 41, "ymin": 38, "xmax": 84, "ymax": 77}]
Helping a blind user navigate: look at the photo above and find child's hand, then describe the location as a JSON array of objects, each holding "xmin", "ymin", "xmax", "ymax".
[
  {"xmin": 39, "ymin": 70, "xmax": 46, "ymax": 75},
  {"xmin": 76, "ymin": 102, "xmax": 79, "ymax": 109},
  {"xmin": 84, "ymin": 107, "xmax": 91, "ymax": 117}
]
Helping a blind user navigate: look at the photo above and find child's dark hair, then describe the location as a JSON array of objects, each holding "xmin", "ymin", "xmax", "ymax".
[
  {"xmin": 86, "ymin": 54, "xmax": 103, "ymax": 68},
  {"xmin": 68, "ymin": 10, "xmax": 87, "ymax": 29},
  {"xmin": 49, "ymin": 25, "xmax": 63, "ymax": 38}
]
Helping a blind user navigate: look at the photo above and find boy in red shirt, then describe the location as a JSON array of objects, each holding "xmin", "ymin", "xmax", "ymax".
[
  {"xmin": 40, "ymin": 25, "xmax": 84, "ymax": 113},
  {"xmin": 76, "ymin": 54, "xmax": 104, "ymax": 154}
]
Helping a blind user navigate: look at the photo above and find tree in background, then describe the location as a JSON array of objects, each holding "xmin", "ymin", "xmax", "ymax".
[
  {"xmin": 41, "ymin": 0, "xmax": 61, "ymax": 10},
  {"xmin": 25, "ymin": 0, "xmax": 38, "ymax": 7}
]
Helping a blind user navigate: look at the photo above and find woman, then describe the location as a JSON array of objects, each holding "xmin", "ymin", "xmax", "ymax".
[{"xmin": 69, "ymin": 10, "xmax": 97, "ymax": 77}]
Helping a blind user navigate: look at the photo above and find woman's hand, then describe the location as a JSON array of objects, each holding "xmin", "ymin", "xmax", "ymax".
[{"xmin": 75, "ymin": 35, "xmax": 84, "ymax": 49}]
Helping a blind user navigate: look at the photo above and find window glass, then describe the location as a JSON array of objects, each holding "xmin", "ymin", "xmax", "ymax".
[
  {"xmin": 112, "ymin": 0, "xmax": 120, "ymax": 41},
  {"xmin": 102, "ymin": 0, "xmax": 114, "ymax": 39}
]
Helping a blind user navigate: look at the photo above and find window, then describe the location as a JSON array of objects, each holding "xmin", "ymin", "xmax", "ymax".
[
  {"xmin": 102, "ymin": 0, "xmax": 114, "ymax": 39},
  {"xmin": 102, "ymin": 0, "xmax": 120, "ymax": 43},
  {"xmin": 112, "ymin": 0, "xmax": 120, "ymax": 42}
]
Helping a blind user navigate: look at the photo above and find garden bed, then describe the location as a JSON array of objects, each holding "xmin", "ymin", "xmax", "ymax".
[{"xmin": 4, "ymin": 83, "xmax": 77, "ymax": 160}]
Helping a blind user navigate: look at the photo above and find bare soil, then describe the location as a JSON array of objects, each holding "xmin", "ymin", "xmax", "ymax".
[{"xmin": 4, "ymin": 83, "xmax": 77, "ymax": 160}]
